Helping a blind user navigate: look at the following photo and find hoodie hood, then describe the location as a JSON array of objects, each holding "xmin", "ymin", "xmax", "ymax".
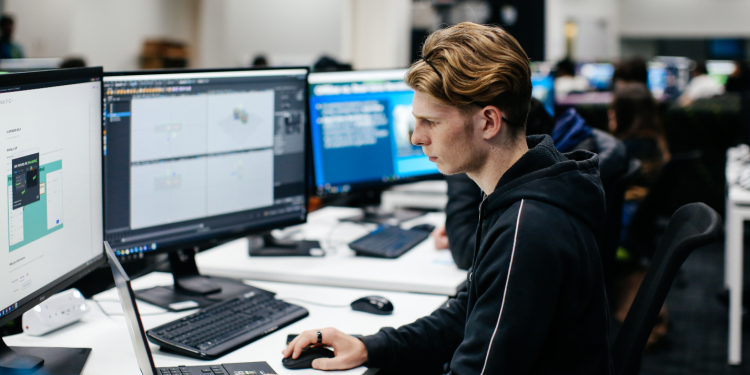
[
  {"xmin": 486, "ymin": 134, "xmax": 606, "ymax": 234},
  {"xmin": 552, "ymin": 108, "xmax": 594, "ymax": 153}
]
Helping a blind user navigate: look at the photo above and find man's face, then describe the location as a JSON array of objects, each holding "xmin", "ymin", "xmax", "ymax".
[{"xmin": 411, "ymin": 91, "xmax": 485, "ymax": 175}]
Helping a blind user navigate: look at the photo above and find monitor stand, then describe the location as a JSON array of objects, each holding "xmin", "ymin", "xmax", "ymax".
[
  {"xmin": 135, "ymin": 248, "xmax": 265, "ymax": 312},
  {"xmin": 340, "ymin": 206, "xmax": 425, "ymax": 225},
  {"xmin": 0, "ymin": 337, "xmax": 90, "ymax": 375},
  {"xmin": 248, "ymin": 231, "xmax": 322, "ymax": 256}
]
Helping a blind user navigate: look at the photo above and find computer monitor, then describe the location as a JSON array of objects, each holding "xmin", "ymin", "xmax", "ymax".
[
  {"xmin": 531, "ymin": 67, "xmax": 555, "ymax": 117},
  {"xmin": 102, "ymin": 68, "xmax": 312, "ymax": 310},
  {"xmin": 648, "ymin": 57, "xmax": 692, "ymax": 101},
  {"xmin": 0, "ymin": 68, "xmax": 105, "ymax": 373},
  {"xmin": 706, "ymin": 60, "xmax": 736, "ymax": 86},
  {"xmin": 308, "ymin": 69, "xmax": 440, "ymax": 196},
  {"xmin": 578, "ymin": 63, "xmax": 615, "ymax": 91}
]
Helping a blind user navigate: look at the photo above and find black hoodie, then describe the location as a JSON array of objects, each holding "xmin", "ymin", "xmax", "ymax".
[{"xmin": 360, "ymin": 135, "xmax": 613, "ymax": 374}]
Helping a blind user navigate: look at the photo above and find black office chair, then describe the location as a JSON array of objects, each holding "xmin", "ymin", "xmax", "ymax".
[
  {"xmin": 601, "ymin": 158, "xmax": 641, "ymax": 300},
  {"xmin": 611, "ymin": 202, "xmax": 722, "ymax": 375}
]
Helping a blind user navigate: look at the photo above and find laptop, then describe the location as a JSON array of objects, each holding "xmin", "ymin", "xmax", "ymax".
[{"xmin": 104, "ymin": 241, "xmax": 277, "ymax": 375}]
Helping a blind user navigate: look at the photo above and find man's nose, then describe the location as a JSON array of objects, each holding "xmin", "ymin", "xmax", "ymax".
[{"xmin": 411, "ymin": 123, "xmax": 429, "ymax": 146}]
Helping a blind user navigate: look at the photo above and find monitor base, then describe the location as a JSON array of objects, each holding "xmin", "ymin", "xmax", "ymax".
[
  {"xmin": 248, "ymin": 232, "xmax": 322, "ymax": 256},
  {"xmin": 340, "ymin": 206, "xmax": 425, "ymax": 225},
  {"xmin": 135, "ymin": 249, "xmax": 268, "ymax": 311},
  {"xmin": 0, "ymin": 338, "xmax": 90, "ymax": 375}
]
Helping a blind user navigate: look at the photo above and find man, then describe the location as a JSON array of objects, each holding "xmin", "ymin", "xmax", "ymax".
[
  {"xmin": 0, "ymin": 15, "xmax": 24, "ymax": 59},
  {"xmin": 283, "ymin": 22, "xmax": 612, "ymax": 374}
]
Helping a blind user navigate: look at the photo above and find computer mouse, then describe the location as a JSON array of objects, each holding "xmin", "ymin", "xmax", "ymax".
[
  {"xmin": 282, "ymin": 346, "xmax": 335, "ymax": 369},
  {"xmin": 410, "ymin": 223, "xmax": 436, "ymax": 232},
  {"xmin": 351, "ymin": 295, "xmax": 394, "ymax": 315}
]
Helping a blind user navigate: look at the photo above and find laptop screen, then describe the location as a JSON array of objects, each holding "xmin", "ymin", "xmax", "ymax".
[{"xmin": 105, "ymin": 241, "xmax": 157, "ymax": 375}]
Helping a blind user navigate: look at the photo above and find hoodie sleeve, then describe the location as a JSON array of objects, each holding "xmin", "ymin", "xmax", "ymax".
[
  {"xmin": 359, "ymin": 291, "xmax": 468, "ymax": 374},
  {"xmin": 449, "ymin": 200, "xmax": 589, "ymax": 374},
  {"xmin": 445, "ymin": 174, "xmax": 482, "ymax": 270}
]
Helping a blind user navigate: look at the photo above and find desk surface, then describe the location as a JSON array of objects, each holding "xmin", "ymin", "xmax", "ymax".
[
  {"xmin": 4, "ymin": 272, "xmax": 448, "ymax": 375},
  {"xmin": 196, "ymin": 207, "xmax": 467, "ymax": 295}
]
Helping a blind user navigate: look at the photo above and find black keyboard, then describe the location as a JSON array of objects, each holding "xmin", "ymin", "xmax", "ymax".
[
  {"xmin": 349, "ymin": 226, "xmax": 430, "ymax": 258},
  {"xmin": 147, "ymin": 290, "xmax": 308, "ymax": 359}
]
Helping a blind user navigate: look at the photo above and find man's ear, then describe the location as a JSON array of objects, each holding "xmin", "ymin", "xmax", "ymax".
[{"xmin": 481, "ymin": 105, "xmax": 504, "ymax": 140}]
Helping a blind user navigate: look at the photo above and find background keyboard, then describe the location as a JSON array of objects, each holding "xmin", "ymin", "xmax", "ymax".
[{"xmin": 349, "ymin": 226, "xmax": 431, "ymax": 258}]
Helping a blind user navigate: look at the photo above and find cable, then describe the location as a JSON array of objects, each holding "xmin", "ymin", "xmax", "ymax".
[
  {"xmin": 280, "ymin": 297, "xmax": 350, "ymax": 308},
  {"xmin": 90, "ymin": 299, "xmax": 192, "ymax": 317}
]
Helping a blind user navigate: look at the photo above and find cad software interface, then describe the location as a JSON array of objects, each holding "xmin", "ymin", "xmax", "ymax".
[
  {"xmin": 309, "ymin": 70, "xmax": 439, "ymax": 194},
  {"xmin": 103, "ymin": 70, "xmax": 308, "ymax": 258},
  {"xmin": 0, "ymin": 76, "xmax": 103, "ymax": 315}
]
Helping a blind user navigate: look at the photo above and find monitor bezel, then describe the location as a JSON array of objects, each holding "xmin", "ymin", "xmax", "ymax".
[
  {"xmin": 307, "ymin": 69, "xmax": 443, "ymax": 197},
  {"xmin": 102, "ymin": 67, "xmax": 312, "ymax": 260},
  {"xmin": 0, "ymin": 67, "xmax": 107, "ymax": 327}
]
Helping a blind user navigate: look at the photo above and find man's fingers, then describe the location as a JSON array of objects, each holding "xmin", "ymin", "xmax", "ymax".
[{"xmin": 312, "ymin": 357, "xmax": 349, "ymax": 371}]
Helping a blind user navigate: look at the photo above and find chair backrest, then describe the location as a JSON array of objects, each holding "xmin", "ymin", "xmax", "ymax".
[{"xmin": 611, "ymin": 202, "xmax": 722, "ymax": 375}]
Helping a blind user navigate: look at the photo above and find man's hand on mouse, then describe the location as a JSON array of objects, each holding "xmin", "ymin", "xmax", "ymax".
[
  {"xmin": 282, "ymin": 327, "xmax": 367, "ymax": 370},
  {"xmin": 432, "ymin": 225, "xmax": 449, "ymax": 249}
]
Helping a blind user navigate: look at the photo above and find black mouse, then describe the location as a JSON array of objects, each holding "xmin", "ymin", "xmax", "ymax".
[
  {"xmin": 282, "ymin": 346, "xmax": 335, "ymax": 369},
  {"xmin": 351, "ymin": 295, "xmax": 394, "ymax": 315},
  {"xmin": 410, "ymin": 223, "xmax": 436, "ymax": 232}
]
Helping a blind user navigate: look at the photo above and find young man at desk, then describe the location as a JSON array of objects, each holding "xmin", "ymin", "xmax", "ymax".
[{"xmin": 284, "ymin": 22, "xmax": 613, "ymax": 374}]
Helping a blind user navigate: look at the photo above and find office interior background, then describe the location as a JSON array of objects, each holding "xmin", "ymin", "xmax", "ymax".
[{"xmin": 2, "ymin": 0, "xmax": 750, "ymax": 374}]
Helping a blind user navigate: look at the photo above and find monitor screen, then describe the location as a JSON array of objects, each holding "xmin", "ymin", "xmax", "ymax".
[
  {"xmin": 308, "ymin": 70, "xmax": 439, "ymax": 195},
  {"xmin": 531, "ymin": 71, "xmax": 554, "ymax": 116},
  {"xmin": 102, "ymin": 68, "xmax": 309, "ymax": 259},
  {"xmin": 706, "ymin": 60, "xmax": 736, "ymax": 86},
  {"xmin": 578, "ymin": 63, "xmax": 614, "ymax": 91},
  {"xmin": 0, "ymin": 69, "xmax": 104, "ymax": 319}
]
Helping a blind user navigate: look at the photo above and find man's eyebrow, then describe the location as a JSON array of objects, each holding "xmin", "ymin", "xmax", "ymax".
[{"xmin": 413, "ymin": 113, "xmax": 438, "ymax": 120}]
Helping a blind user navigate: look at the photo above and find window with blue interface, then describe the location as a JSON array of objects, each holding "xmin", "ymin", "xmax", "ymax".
[{"xmin": 309, "ymin": 70, "xmax": 439, "ymax": 194}]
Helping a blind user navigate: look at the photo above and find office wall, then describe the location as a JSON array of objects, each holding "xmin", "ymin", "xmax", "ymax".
[
  {"xmin": 545, "ymin": 0, "xmax": 619, "ymax": 62},
  {"xmin": 4, "ymin": 0, "xmax": 197, "ymax": 70},
  {"xmin": 196, "ymin": 0, "xmax": 349, "ymax": 68},
  {"xmin": 349, "ymin": 0, "xmax": 412, "ymax": 70},
  {"xmin": 620, "ymin": 0, "xmax": 750, "ymax": 37}
]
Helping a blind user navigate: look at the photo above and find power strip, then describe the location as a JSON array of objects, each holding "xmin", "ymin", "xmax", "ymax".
[{"xmin": 22, "ymin": 288, "xmax": 90, "ymax": 336}]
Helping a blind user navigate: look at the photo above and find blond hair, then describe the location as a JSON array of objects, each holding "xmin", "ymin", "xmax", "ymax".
[{"xmin": 406, "ymin": 22, "xmax": 532, "ymax": 132}]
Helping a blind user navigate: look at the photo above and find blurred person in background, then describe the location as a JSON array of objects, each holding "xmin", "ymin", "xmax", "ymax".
[
  {"xmin": 612, "ymin": 57, "xmax": 649, "ymax": 89},
  {"xmin": 554, "ymin": 58, "xmax": 590, "ymax": 100},
  {"xmin": 608, "ymin": 82, "xmax": 670, "ymax": 349},
  {"xmin": 725, "ymin": 60, "xmax": 750, "ymax": 93},
  {"xmin": 0, "ymin": 15, "xmax": 24, "ymax": 59},
  {"xmin": 59, "ymin": 57, "xmax": 86, "ymax": 69},
  {"xmin": 679, "ymin": 61, "xmax": 725, "ymax": 105},
  {"xmin": 252, "ymin": 54, "xmax": 268, "ymax": 67}
]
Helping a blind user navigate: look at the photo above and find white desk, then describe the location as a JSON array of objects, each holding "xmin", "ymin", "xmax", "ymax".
[
  {"xmin": 725, "ymin": 146, "xmax": 749, "ymax": 365},
  {"xmin": 4, "ymin": 272, "xmax": 448, "ymax": 375},
  {"xmin": 196, "ymin": 207, "xmax": 467, "ymax": 296}
]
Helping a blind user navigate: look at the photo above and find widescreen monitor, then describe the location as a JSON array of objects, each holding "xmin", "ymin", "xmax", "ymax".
[
  {"xmin": 0, "ymin": 68, "xmax": 105, "ymax": 372},
  {"xmin": 308, "ymin": 69, "xmax": 440, "ymax": 195},
  {"xmin": 648, "ymin": 56, "xmax": 692, "ymax": 101},
  {"xmin": 102, "ymin": 68, "xmax": 310, "ymax": 309},
  {"xmin": 578, "ymin": 63, "xmax": 615, "ymax": 91},
  {"xmin": 531, "ymin": 71, "xmax": 554, "ymax": 116},
  {"xmin": 706, "ymin": 60, "xmax": 736, "ymax": 85}
]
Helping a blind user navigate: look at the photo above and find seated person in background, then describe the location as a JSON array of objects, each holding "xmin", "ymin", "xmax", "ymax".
[
  {"xmin": 554, "ymin": 58, "xmax": 590, "ymax": 100},
  {"xmin": 612, "ymin": 57, "xmax": 649, "ymax": 89},
  {"xmin": 609, "ymin": 82, "xmax": 669, "ymax": 191},
  {"xmin": 0, "ymin": 15, "xmax": 23, "ymax": 59},
  {"xmin": 284, "ymin": 22, "xmax": 612, "ymax": 374},
  {"xmin": 679, "ymin": 61, "xmax": 725, "ymax": 106},
  {"xmin": 609, "ymin": 82, "xmax": 670, "ymax": 347},
  {"xmin": 435, "ymin": 101, "xmax": 627, "ymax": 270}
]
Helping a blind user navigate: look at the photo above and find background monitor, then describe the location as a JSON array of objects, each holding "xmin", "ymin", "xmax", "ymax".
[
  {"xmin": 531, "ymin": 71, "xmax": 555, "ymax": 116},
  {"xmin": 102, "ymin": 68, "xmax": 311, "ymax": 309},
  {"xmin": 648, "ymin": 56, "xmax": 692, "ymax": 101},
  {"xmin": 578, "ymin": 63, "xmax": 615, "ymax": 91},
  {"xmin": 706, "ymin": 60, "xmax": 737, "ymax": 85},
  {"xmin": 308, "ymin": 69, "xmax": 440, "ymax": 196},
  {"xmin": 0, "ymin": 68, "xmax": 105, "ymax": 372}
]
